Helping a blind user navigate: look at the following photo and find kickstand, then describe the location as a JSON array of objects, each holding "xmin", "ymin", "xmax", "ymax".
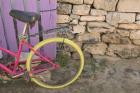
[{"xmin": 24, "ymin": 71, "xmax": 31, "ymax": 82}]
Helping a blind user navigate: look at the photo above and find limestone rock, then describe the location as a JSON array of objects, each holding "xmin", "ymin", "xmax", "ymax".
[
  {"xmin": 90, "ymin": 9, "xmax": 107, "ymax": 16},
  {"xmin": 119, "ymin": 24, "xmax": 140, "ymax": 30},
  {"xmin": 58, "ymin": 0, "xmax": 83, "ymax": 4},
  {"xmin": 88, "ymin": 28, "xmax": 115, "ymax": 33},
  {"xmin": 58, "ymin": 3, "xmax": 72, "ymax": 14},
  {"xmin": 136, "ymin": 21, "xmax": 140, "ymax": 24},
  {"xmin": 72, "ymin": 25, "xmax": 85, "ymax": 34},
  {"xmin": 73, "ymin": 40, "xmax": 83, "ymax": 48},
  {"xmin": 136, "ymin": 14, "xmax": 140, "ymax": 21},
  {"xmin": 117, "ymin": 0, "xmax": 140, "ymax": 12},
  {"xmin": 84, "ymin": 43, "xmax": 107, "ymax": 55},
  {"xmin": 72, "ymin": 5, "xmax": 90, "ymax": 15},
  {"xmin": 70, "ymin": 14, "xmax": 80, "ymax": 19},
  {"xmin": 107, "ymin": 44, "xmax": 140, "ymax": 58},
  {"xmin": 106, "ymin": 12, "xmax": 136, "ymax": 26},
  {"xmin": 120, "ymin": 37, "xmax": 131, "ymax": 44},
  {"xmin": 80, "ymin": 16, "xmax": 105, "ymax": 21},
  {"xmin": 88, "ymin": 28, "xmax": 108, "ymax": 33},
  {"xmin": 117, "ymin": 29, "xmax": 130, "ymax": 37},
  {"xmin": 58, "ymin": 31, "xmax": 75, "ymax": 39},
  {"xmin": 57, "ymin": 15, "xmax": 70, "ymax": 23},
  {"xmin": 77, "ymin": 32, "xmax": 100, "ymax": 43},
  {"xmin": 93, "ymin": 0, "xmax": 119, "ymax": 11},
  {"xmin": 70, "ymin": 19, "xmax": 79, "ymax": 25},
  {"xmin": 102, "ymin": 33, "xmax": 121, "ymax": 44},
  {"xmin": 88, "ymin": 22, "xmax": 114, "ymax": 29},
  {"xmin": 133, "ymin": 40, "xmax": 140, "ymax": 45},
  {"xmin": 84, "ymin": 0, "xmax": 94, "ymax": 4},
  {"xmin": 130, "ymin": 30, "xmax": 140, "ymax": 39},
  {"xmin": 79, "ymin": 22, "xmax": 87, "ymax": 26}
]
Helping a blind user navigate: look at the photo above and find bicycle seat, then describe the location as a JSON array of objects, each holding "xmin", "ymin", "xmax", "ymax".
[{"xmin": 9, "ymin": 10, "xmax": 40, "ymax": 24}]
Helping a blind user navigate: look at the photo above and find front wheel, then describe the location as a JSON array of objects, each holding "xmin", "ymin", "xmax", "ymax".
[{"xmin": 26, "ymin": 38, "xmax": 84, "ymax": 89}]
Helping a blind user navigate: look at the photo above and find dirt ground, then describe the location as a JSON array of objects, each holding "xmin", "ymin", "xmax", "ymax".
[{"xmin": 1, "ymin": 56, "xmax": 140, "ymax": 93}]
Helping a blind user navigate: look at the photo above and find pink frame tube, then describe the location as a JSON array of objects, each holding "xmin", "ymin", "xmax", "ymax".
[
  {"xmin": 0, "ymin": 40, "xmax": 25, "ymax": 75},
  {"xmin": 0, "ymin": 39, "xmax": 57, "ymax": 76},
  {"xmin": 0, "ymin": 47, "xmax": 17, "ymax": 75}
]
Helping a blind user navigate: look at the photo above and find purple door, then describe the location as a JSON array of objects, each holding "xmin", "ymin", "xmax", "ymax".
[{"xmin": 0, "ymin": 0, "xmax": 57, "ymax": 59}]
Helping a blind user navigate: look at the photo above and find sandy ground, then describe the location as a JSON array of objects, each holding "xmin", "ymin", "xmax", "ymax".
[{"xmin": 1, "ymin": 56, "xmax": 140, "ymax": 93}]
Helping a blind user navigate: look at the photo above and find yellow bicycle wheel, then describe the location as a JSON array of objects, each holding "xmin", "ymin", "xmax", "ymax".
[{"xmin": 26, "ymin": 38, "xmax": 84, "ymax": 89}]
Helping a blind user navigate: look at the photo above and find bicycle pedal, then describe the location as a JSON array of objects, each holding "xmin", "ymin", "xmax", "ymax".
[{"xmin": 12, "ymin": 73, "xmax": 24, "ymax": 78}]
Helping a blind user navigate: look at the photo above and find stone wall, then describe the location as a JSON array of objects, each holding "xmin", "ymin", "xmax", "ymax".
[{"xmin": 57, "ymin": 0, "xmax": 140, "ymax": 59}]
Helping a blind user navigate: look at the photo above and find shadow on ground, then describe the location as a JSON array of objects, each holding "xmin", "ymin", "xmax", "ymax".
[{"xmin": 1, "ymin": 56, "xmax": 140, "ymax": 93}]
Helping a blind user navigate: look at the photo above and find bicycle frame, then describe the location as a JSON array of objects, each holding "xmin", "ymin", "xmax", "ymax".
[{"xmin": 0, "ymin": 24, "xmax": 58, "ymax": 77}]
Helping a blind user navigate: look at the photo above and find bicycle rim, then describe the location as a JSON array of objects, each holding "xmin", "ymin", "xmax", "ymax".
[{"xmin": 26, "ymin": 38, "xmax": 84, "ymax": 89}]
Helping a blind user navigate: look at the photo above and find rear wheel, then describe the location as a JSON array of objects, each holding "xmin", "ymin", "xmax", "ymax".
[{"xmin": 26, "ymin": 38, "xmax": 84, "ymax": 89}]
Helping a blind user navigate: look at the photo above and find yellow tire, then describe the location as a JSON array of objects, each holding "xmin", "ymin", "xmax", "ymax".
[{"xmin": 26, "ymin": 38, "xmax": 84, "ymax": 89}]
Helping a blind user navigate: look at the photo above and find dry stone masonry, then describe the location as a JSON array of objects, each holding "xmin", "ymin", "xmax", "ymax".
[{"xmin": 57, "ymin": 0, "xmax": 140, "ymax": 59}]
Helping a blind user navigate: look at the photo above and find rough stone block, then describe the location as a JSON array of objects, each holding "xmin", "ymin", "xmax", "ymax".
[
  {"xmin": 90, "ymin": 9, "xmax": 107, "ymax": 16},
  {"xmin": 84, "ymin": 0, "xmax": 94, "ymax": 4},
  {"xmin": 93, "ymin": 0, "xmax": 119, "ymax": 11},
  {"xmin": 80, "ymin": 16, "xmax": 105, "ymax": 21},
  {"xmin": 70, "ymin": 19, "xmax": 79, "ymax": 25},
  {"xmin": 77, "ymin": 32, "xmax": 100, "ymax": 43},
  {"xmin": 118, "ymin": 24, "xmax": 140, "ymax": 30},
  {"xmin": 84, "ymin": 43, "xmax": 107, "ymax": 55},
  {"xmin": 130, "ymin": 30, "xmax": 140, "ymax": 39},
  {"xmin": 107, "ymin": 44, "xmax": 140, "ymax": 58},
  {"xmin": 120, "ymin": 37, "xmax": 131, "ymax": 44},
  {"xmin": 102, "ymin": 33, "xmax": 121, "ymax": 44},
  {"xmin": 117, "ymin": 0, "xmax": 140, "ymax": 12},
  {"xmin": 136, "ymin": 14, "xmax": 140, "ymax": 21},
  {"xmin": 58, "ymin": 3, "xmax": 72, "ymax": 14},
  {"xmin": 133, "ymin": 40, "xmax": 140, "ymax": 45},
  {"xmin": 79, "ymin": 22, "xmax": 87, "ymax": 26},
  {"xmin": 88, "ymin": 27, "xmax": 115, "ymax": 34},
  {"xmin": 106, "ymin": 12, "xmax": 136, "ymax": 26},
  {"xmin": 57, "ymin": 15, "xmax": 70, "ymax": 23},
  {"xmin": 70, "ymin": 14, "xmax": 80, "ymax": 19},
  {"xmin": 135, "ymin": 21, "xmax": 140, "ymax": 24},
  {"xmin": 72, "ymin": 5, "xmax": 90, "ymax": 15},
  {"xmin": 88, "ymin": 22, "xmax": 114, "ymax": 29},
  {"xmin": 72, "ymin": 25, "xmax": 85, "ymax": 34},
  {"xmin": 117, "ymin": 29, "xmax": 130, "ymax": 37}
]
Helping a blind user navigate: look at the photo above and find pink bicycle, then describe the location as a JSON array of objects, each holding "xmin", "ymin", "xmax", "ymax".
[{"xmin": 0, "ymin": 10, "xmax": 84, "ymax": 89}]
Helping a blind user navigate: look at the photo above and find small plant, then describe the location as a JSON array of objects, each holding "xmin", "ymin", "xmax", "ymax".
[{"xmin": 56, "ymin": 52, "xmax": 70, "ymax": 67}]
